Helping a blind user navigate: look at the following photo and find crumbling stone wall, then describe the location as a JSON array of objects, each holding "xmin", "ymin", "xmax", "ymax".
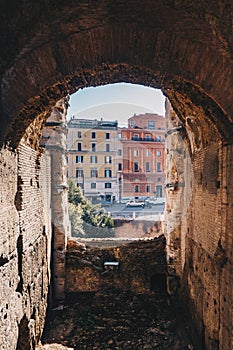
[
  {"xmin": 0, "ymin": 144, "xmax": 52, "ymax": 350},
  {"xmin": 165, "ymin": 99, "xmax": 192, "ymax": 278},
  {"xmin": 165, "ymin": 101, "xmax": 233, "ymax": 350},
  {"xmin": 65, "ymin": 236, "xmax": 167, "ymax": 296},
  {"xmin": 0, "ymin": 2, "xmax": 233, "ymax": 350},
  {"xmin": 182, "ymin": 144, "xmax": 233, "ymax": 350},
  {"xmin": 41, "ymin": 98, "xmax": 71, "ymax": 304}
]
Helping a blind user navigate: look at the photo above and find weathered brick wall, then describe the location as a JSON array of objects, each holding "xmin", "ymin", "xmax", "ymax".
[
  {"xmin": 0, "ymin": 144, "xmax": 52, "ymax": 350},
  {"xmin": 165, "ymin": 100, "xmax": 233, "ymax": 350},
  {"xmin": 0, "ymin": 147, "xmax": 20, "ymax": 350},
  {"xmin": 182, "ymin": 143, "xmax": 233, "ymax": 350},
  {"xmin": 219, "ymin": 144, "xmax": 233, "ymax": 350},
  {"xmin": 65, "ymin": 236, "xmax": 167, "ymax": 296},
  {"xmin": 0, "ymin": 3, "xmax": 232, "ymax": 350}
]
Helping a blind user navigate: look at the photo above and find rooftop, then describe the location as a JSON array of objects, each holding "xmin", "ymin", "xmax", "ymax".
[{"xmin": 68, "ymin": 118, "xmax": 118, "ymax": 130}]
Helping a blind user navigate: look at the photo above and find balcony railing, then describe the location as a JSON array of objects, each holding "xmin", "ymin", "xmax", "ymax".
[{"xmin": 129, "ymin": 137, "xmax": 164, "ymax": 142}]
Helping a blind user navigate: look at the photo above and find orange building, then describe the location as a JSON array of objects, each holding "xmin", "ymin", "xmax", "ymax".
[{"xmin": 120, "ymin": 113, "xmax": 166, "ymax": 198}]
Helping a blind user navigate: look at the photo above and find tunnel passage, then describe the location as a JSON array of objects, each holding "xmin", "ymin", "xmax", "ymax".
[
  {"xmin": 1, "ymin": 1, "xmax": 233, "ymax": 146},
  {"xmin": 0, "ymin": 2, "xmax": 233, "ymax": 350}
]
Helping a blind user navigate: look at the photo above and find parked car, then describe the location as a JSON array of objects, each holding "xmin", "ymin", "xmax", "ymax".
[
  {"xmin": 126, "ymin": 200, "xmax": 145, "ymax": 208},
  {"xmin": 119, "ymin": 197, "xmax": 132, "ymax": 204}
]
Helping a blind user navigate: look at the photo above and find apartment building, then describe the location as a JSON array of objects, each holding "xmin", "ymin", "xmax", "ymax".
[
  {"xmin": 67, "ymin": 118, "xmax": 122, "ymax": 203},
  {"xmin": 120, "ymin": 113, "xmax": 166, "ymax": 198}
]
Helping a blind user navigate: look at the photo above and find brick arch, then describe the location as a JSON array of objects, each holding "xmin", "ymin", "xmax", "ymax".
[
  {"xmin": 2, "ymin": 65, "xmax": 232, "ymax": 148},
  {"xmin": 1, "ymin": 16, "xmax": 233, "ymax": 145},
  {"xmin": 1, "ymin": 3, "xmax": 233, "ymax": 349}
]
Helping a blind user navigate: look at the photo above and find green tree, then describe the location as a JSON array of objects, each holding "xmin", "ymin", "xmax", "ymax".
[
  {"xmin": 67, "ymin": 179, "xmax": 114, "ymax": 236},
  {"xmin": 68, "ymin": 202, "xmax": 84, "ymax": 236},
  {"xmin": 68, "ymin": 179, "xmax": 85, "ymax": 206}
]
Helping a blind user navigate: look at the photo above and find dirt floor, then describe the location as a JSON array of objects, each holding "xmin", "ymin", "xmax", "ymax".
[{"xmin": 37, "ymin": 288, "xmax": 195, "ymax": 350}]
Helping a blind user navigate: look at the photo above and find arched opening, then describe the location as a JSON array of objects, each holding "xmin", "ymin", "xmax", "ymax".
[
  {"xmin": 1, "ymin": 73, "xmax": 230, "ymax": 350},
  {"xmin": 1, "ymin": 3, "xmax": 233, "ymax": 349},
  {"xmin": 66, "ymin": 83, "xmax": 166, "ymax": 235},
  {"xmin": 9, "ymin": 76, "xmax": 228, "ymax": 349}
]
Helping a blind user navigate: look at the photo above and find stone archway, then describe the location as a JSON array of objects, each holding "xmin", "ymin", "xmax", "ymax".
[
  {"xmin": 1, "ymin": 1, "xmax": 233, "ymax": 145},
  {"xmin": 0, "ymin": 2, "xmax": 233, "ymax": 349}
]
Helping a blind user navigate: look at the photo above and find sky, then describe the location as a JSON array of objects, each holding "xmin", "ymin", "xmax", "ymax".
[{"xmin": 67, "ymin": 83, "xmax": 166, "ymax": 127}]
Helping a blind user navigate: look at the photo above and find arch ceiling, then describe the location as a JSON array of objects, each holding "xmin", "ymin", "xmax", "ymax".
[{"xmin": 0, "ymin": 0, "xmax": 233, "ymax": 145}]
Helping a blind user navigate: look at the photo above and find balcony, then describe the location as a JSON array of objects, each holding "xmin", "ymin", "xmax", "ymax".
[{"xmin": 130, "ymin": 137, "xmax": 164, "ymax": 142}]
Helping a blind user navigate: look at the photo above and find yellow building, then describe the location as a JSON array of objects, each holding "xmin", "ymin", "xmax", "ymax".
[{"xmin": 67, "ymin": 118, "xmax": 122, "ymax": 203}]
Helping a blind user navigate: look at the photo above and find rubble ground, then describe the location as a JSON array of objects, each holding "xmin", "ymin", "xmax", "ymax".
[{"xmin": 39, "ymin": 288, "xmax": 195, "ymax": 350}]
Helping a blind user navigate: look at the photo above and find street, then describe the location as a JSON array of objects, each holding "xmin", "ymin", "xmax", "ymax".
[{"xmin": 102, "ymin": 203, "xmax": 165, "ymax": 219}]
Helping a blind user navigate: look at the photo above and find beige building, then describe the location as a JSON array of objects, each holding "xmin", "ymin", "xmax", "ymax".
[{"xmin": 67, "ymin": 118, "xmax": 122, "ymax": 203}]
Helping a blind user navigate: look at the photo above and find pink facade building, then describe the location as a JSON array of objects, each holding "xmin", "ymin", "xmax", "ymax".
[{"xmin": 120, "ymin": 113, "xmax": 166, "ymax": 198}]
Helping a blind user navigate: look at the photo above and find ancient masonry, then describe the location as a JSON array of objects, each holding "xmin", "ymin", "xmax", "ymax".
[
  {"xmin": 0, "ymin": 142, "xmax": 52, "ymax": 350},
  {"xmin": 0, "ymin": 2, "xmax": 233, "ymax": 350},
  {"xmin": 40, "ymin": 98, "xmax": 71, "ymax": 303}
]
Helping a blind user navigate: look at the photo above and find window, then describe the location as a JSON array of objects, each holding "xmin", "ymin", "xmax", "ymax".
[
  {"xmin": 106, "ymin": 144, "xmax": 110, "ymax": 152},
  {"xmin": 105, "ymin": 169, "xmax": 112, "ymax": 178},
  {"xmin": 146, "ymin": 150, "xmax": 150, "ymax": 157},
  {"xmin": 91, "ymin": 169, "xmax": 98, "ymax": 177},
  {"xmin": 157, "ymin": 150, "xmax": 161, "ymax": 157},
  {"xmin": 118, "ymin": 133, "xmax": 122, "ymax": 140},
  {"xmin": 145, "ymin": 134, "xmax": 151, "ymax": 140},
  {"xmin": 133, "ymin": 134, "xmax": 139, "ymax": 140},
  {"xmin": 91, "ymin": 183, "xmax": 96, "ymax": 189},
  {"xmin": 77, "ymin": 182, "xmax": 84, "ymax": 189},
  {"xmin": 76, "ymin": 169, "xmax": 83, "ymax": 177},
  {"xmin": 92, "ymin": 132, "xmax": 96, "ymax": 138},
  {"xmin": 146, "ymin": 185, "xmax": 150, "ymax": 193},
  {"xmin": 157, "ymin": 135, "xmax": 161, "ymax": 142},
  {"xmin": 135, "ymin": 185, "xmax": 139, "ymax": 192},
  {"xmin": 105, "ymin": 183, "xmax": 112, "ymax": 189},
  {"xmin": 105, "ymin": 156, "xmax": 112, "ymax": 164},
  {"xmin": 118, "ymin": 149, "xmax": 122, "ymax": 156},
  {"xmin": 156, "ymin": 185, "xmax": 163, "ymax": 197},
  {"xmin": 77, "ymin": 131, "xmax": 82, "ymax": 138},
  {"xmin": 134, "ymin": 149, "xmax": 139, "ymax": 156},
  {"xmin": 146, "ymin": 162, "xmax": 150, "ymax": 172},
  {"xmin": 135, "ymin": 177, "xmax": 139, "ymax": 183},
  {"xmin": 76, "ymin": 155, "xmax": 83, "ymax": 163},
  {"xmin": 90, "ymin": 155, "xmax": 97, "ymax": 163},
  {"xmin": 129, "ymin": 119, "xmax": 134, "ymax": 128},
  {"xmin": 118, "ymin": 163, "xmax": 122, "ymax": 171},
  {"xmin": 134, "ymin": 162, "xmax": 139, "ymax": 172},
  {"xmin": 106, "ymin": 132, "xmax": 110, "ymax": 139},
  {"xmin": 91, "ymin": 143, "xmax": 96, "ymax": 151},
  {"xmin": 77, "ymin": 142, "xmax": 82, "ymax": 151},
  {"xmin": 157, "ymin": 162, "xmax": 161, "ymax": 172},
  {"xmin": 158, "ymin": 177, "xmax": 161, "ymax": 182},
  {"xmin": 148, "ymin": 121, "xmax": 155, "ymax": 130}
]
